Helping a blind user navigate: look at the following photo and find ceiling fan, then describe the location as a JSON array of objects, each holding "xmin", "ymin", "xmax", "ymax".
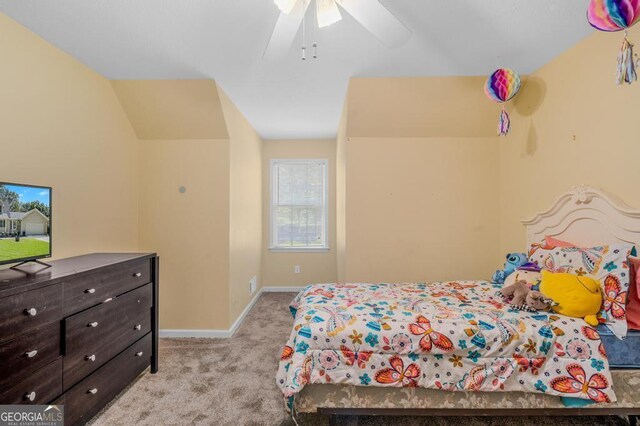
[{"xmin": 264, "ymin": 0, "xmax": 411, "ymax": 60}]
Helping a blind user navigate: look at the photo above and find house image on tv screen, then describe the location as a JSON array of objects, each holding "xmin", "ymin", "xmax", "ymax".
[
  {"xmin": 0, "ymin": 209, "xmax": 49, "ymax": 236},
  {"xmin": 0, "ymin": 183, "xmax": 51, "ymax": 264},
  {"xmin": 0, "ymin": 184, "xmax": 50, "ymax": 237}
]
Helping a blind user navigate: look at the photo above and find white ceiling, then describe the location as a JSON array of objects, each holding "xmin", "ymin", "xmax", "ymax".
[{"xmin": 0, "ymin": 0, "xmax": 593, "ymax": 139}]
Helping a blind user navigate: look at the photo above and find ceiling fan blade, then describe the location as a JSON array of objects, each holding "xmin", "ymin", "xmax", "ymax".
[
  {"xmin": 263, "ymin": 0, "xmax": 310, "ymax": 60},
  {"xmin": 337, "ymin": 0, "xmax": 411, "ymax": 48}
]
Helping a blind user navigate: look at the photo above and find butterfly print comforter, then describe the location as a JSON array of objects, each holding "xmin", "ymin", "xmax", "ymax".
[{"xmin": 276, "ymin": 282, "xmax": 616, "ymax": 405}]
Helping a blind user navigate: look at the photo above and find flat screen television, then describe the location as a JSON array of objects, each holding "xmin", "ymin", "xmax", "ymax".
[{"xmin": 0, "ymin": 182, "xmax": 52, "ymax": 266}]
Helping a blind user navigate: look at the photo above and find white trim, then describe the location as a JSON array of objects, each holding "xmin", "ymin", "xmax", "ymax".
[
  {"xmin": 158, "ymin": 287, "xmax": 305, "ymax": 339},
  {"xmin": 159, "ymin": 329, "xmax": 232, "ymax": 338},
  {"xmin": 269, "ymin": 248, "xmax": 330, "ymax": 253},
  {"xmin": 228, "ymin": 287, "xmax": 264, "ymax": 336},
  {"xmin": 269, "ymin": 158, "xmax": 329, "ymax": 251},
  {"xmin": 159, "ymin": 288, "xmax": 264, "ymax": 339},
  {"xmin": 262, "ymin": 286, "xmax": 305, "ymax": 292}
]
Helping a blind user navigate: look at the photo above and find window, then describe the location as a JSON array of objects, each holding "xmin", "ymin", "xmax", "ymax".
[
  {"xmin": 0, "ymin": 220, "xmax": 4, "ymax": 227},
  {"xmin": 270, "ymin": 159, "xmax": 328, "ymax": 251}
]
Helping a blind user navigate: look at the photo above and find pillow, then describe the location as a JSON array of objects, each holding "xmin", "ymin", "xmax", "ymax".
[
  {"xmin": 529, "ymin": 243, "xmax": 635, "ymax": 338},
  {"xmin": 539, "ymin": 270, "xmax": 602, "ymax": 326},
  {"xmin": 627, "ymin": 257, "xmax": 640, "ymax": 331},
  {"xmin": 526, "ymin": 237, "xmax": 579, "ymax": 257},
  {"xmin": 545, "ymin": 236, "xmax": 577, "ymax": 248}
]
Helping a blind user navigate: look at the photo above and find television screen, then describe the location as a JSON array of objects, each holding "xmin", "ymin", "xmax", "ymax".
[{"xmin": 0, "ymin": 182, "xmax": 51, "ymax": 265}]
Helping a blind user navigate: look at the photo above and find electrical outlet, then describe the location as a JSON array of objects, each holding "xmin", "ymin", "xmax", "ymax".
[
  {"xmin": 249, "ymin": 276, "xmax": 257, "ymax": 294},
  {"xmin": 294, "ymin": 265, "xmax": 301, "ymax": 274}
]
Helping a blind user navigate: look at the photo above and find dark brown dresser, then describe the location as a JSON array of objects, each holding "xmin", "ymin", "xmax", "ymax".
[{"xmin": 0, "ymin": 253, "xmax": 159, "ymax": 425}]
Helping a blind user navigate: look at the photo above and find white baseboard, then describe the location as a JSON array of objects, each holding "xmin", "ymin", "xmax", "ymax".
[
  {"xmin": 159, "ymin": 329, "xmax": 232, "ymax": 338},
  {"xmin": 228, "ymin": 287, "xmax": 263, "ymax": 336},
  {"xmin": 160, "ymin": 287, "xmax": 264, "ymax": 339},
  {"xmin": 262, "ymin": 286, "xmax": 304, "ymax": 292},
  {"xmin": 159, "ymin": 286, "xmax": 304, "ymax": 339}
]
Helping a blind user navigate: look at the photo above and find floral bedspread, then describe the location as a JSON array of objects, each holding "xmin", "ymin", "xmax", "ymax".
[{"xmin": 276, "ymin": 282, "xmax": 616, "ymax": 405}]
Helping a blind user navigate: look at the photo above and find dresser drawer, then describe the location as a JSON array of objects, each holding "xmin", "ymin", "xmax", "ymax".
[
  {"xmin": 0, "ymin": 322, "xmax": 61, "ymax": 390},
  {"xmin": 64, "ymin": 284, "xmax": 152, "ymax": 389},
  {"xmin": 0, "ymin": 284, "xmax": 63, "ymax": 344},
  {"xmin": 65, "ymin": 333, "xmax": 151, "ymax": 426},
  {"xmin": 0, "ymin": 357, "xmax": 62, "ymax": 405},
  {"xmin": 64, "ymin": 310, "xmax": 151, "ymax": 389},
  {"xmin": 63, "ymin": 258, "xmax": 151, "ymax": 315}
]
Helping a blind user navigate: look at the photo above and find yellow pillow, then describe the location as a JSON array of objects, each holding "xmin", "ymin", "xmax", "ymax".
[{"xmin": 539, "ymin": 270, "xmax": 602, "ymax": 326}]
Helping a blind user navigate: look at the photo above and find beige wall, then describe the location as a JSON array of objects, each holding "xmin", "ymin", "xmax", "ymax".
[
  {"xmin": 340, "ymin": 77, "xmax": 502, "ymax": 283},
  {"xmin": 262, "ymin": 139, "xmax": 337, "ymax": 287},
  {"xmin": 138, "ymin": 139, "xmax": 231, "ymax": 330},
  {"xmin": 112, "ymin": 80, "xmax": 228, "ymax": 140},
  {"xmin": 0, "ymin": 12, "xmax": 139, "ymax": 262},
  {"xmin": 336, "ymin": 103, "xmax": 348, "ymax": 282},
  {"xmin": 111, "ymin": 79, "xmax": 263, "ymax": 330},
  {"xmin": 499, "ymin": 25, "xmax": 640, "ymax": 254},
  {"xmin": 219, "ymin": 87, "xmax": 263, "ymax": 323},
  {"xmin": 343, "ymin": 137, "xmax": 501, "ymax": 283},
  {"xmin": 347, "ymin": 77, "xmax": 498, "ymax": 138}
]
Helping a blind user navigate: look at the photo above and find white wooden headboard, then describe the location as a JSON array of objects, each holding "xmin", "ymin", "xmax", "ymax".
[{"xmin": 522, "ymin": 184, "xmax": 640, "ymax": 247}]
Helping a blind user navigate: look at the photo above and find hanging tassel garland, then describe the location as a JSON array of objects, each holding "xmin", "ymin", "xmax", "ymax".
[
  {"xmin": 485, "ymin": 68, "xmax": 520, "ymax": 137},
  {"xmin": 617, "ymin": 33, "xmax": 638, "ymax": 85},
  {"xmin": 498, "ymin": 107, "xmax": 510, "ymax": 136}
]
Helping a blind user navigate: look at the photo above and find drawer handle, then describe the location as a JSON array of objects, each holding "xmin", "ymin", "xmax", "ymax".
[
  {"xmin": 24, "ymin": 391, "xmax": 36, "ymax": 402},
  {"xmin": 133, "ymin": 272, "xmax": 142, "ymax": 277},
  {"xmin": 135, "ymin": 351, "xmax": 144, "ymax": 357},
  {"xmin": 85, "ymin": 288, "xmax": 96, "ymax": 294},
  {"xmin": 88, "ymin": 321, "xmax": 99, "ymax": 328},
  {"xmin": 24, "ymin": 350, "xmax": 38, "ymax": 358},
  {"xmin": 86, "ymin": 354, "xmax": 96, "ymax": 362},
  {"xmin": 24, "ymin": 308, "xmax": 37, "ymax": 316},
  {"xmin": 88, "ymin": 388, "xmax": 98, "ymax": 395},
  {"xmin": 134, "ymin": 324, "xmax": 142, "ymax": 331},
  {"xmin": 103, "ymin": 297, "xmax": 114, "ymax": 303}
]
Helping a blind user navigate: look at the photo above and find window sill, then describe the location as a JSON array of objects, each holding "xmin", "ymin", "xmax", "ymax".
[{"xmin": 269, "ymin": 247, "xmax": 330, "ymax": 253}]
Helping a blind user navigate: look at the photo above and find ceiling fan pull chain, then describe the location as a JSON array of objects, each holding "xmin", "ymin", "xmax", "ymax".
[{"xmin": 312, "ymin": 1, "xmax": 318, "ymax": 59}]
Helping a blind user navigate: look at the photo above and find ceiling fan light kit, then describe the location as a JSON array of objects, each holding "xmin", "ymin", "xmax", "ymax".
[
  {"xmin": 316, "ymin": 0, "xmax": 342, "ymax": 28},
  {"xmin": 277, "ymin": 0, "xmax": 342, "ymax": 28},
  {"xmin": 266, "ymin": 0, "xmax": 411, "ymax": 61},
  {"xmin": 274, "ymin": 0, "xmax": 298, "ymax": 14}
]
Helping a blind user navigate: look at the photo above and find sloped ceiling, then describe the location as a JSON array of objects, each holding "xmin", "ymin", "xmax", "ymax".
[{"xmin": 0, "ymin": 1, "xmax": 594, "ymax": 138}]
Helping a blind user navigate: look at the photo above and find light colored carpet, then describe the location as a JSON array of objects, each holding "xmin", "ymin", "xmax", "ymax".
[{"xmin": 90, "ymin": 293, "xmax": 629, "ymax": 426}]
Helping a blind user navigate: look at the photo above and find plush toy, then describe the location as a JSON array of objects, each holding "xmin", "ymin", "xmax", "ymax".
[
  {"xmin": 503, "ymin": 269, "xmax": 541, "ymax": 289},
  {"xmin": 518, "ymin": 262, "xmax": 542, "ymax": 272},
  {"xmin": 498, "ymin": 278, "xmax": 558, "ymax": 312},
  {"xmin": 492, "ymin": 253, "xmax": 528, "ymax": 284},
  {"xmin": 539, "ymin": 270, "xmax": 603, "ymax": 326}
]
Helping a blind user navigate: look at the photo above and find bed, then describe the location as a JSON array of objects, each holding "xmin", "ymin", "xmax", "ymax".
[{"xmin": 276, "ymin": 185, "xmax": 640, "ymax": 423}]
